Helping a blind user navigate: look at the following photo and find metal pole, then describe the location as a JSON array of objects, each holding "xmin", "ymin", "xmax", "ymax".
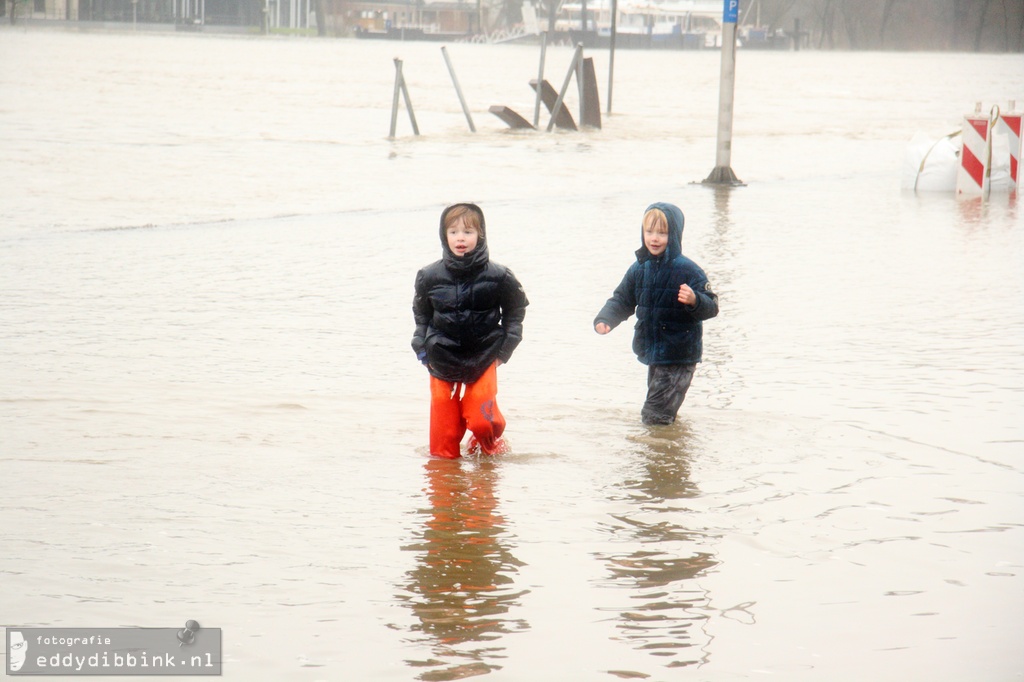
[
  {"xmin": 390, "ymin": 59, "xmax": 403, "ymax": 138},
  {"xmin": 702, "ymin": 0, "xmax": 742, "ymax": 185},
  {"xmin": 713, "ymin": 21, "xmax": 736, "ymax": 169},
  {"xmin": 547, "ymin": 43, "xmax": 583, "ymax": 132},
  {"xmin": 607, "ymin": 0, "xmax": 617, "ymax": 114},
  {"xmin": 576, "ymin": 45, "xmax": 585, "ymax": 126},
  {"xmin": 391, "ymin": 59, "xmax": 420, "ymax": 137},
  {"xmin": 441, "ymin": 46, "xmax": 476, "ymax": 132},
  {"xmin": 400, "ymin": 70, "xmax": 420, "ymax": 135},
  {"xmin": 533, "ymin": 32, "xmax": 547, "ymax": 128}
]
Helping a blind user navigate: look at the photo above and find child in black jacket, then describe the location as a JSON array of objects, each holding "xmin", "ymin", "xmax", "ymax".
[{"xmin": 412, "ymin": 203, "xmax": 529, "ymax": 458}]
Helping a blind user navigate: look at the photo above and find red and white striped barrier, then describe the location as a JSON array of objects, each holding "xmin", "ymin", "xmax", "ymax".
[
  {"xmin": 907, "ymin": 102, "xmax": 1021, "ymax": 196},
  {"xmin": 956, "ymin": 108, "xmax": 993, "ymax": 197},
  {"xmin": 995, "ymin": 104, "xmax": 1022, "ymax": 191}
]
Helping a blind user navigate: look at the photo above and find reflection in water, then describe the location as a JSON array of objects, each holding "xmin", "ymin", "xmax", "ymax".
[
  {"xmin": 955, "ymin": 192, "xmax": 1017, "ymax": 225},
  {"xmin": 398, "ymin": 458, "xmax": 528, "ymax": 681},
  {"xmin": 695, "ymin": 185, "xmax": 740, "ymax": 410},
  {"xmin": 597, "ymin": 424, "xmax": 718, "ymax": 670}
]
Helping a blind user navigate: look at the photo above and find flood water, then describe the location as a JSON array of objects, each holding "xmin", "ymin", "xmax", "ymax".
[{"xmin": 1, "ymin": 27, "xmax": 1022, "ymax": 681}]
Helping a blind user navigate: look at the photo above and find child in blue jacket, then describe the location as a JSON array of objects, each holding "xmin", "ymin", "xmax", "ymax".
[{"xmin": 594, "ymin": 202, "xmax": 719, "ymax": 425}]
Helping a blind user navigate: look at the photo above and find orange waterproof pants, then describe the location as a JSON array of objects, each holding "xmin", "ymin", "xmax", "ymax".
[{"xmin": 429, "ymin": 362, "xmax": 505, "ymax": 459}]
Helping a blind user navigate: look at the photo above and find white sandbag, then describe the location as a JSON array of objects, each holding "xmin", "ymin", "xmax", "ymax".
[{"xmin": 902, "ymin": 131, "xmax": 960, "ymax": 192}]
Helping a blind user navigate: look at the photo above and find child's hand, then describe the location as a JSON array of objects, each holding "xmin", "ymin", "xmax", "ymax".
[
  {"xmin": 595, "ymin": 322, "xmax": 611, "ymax": 335},
  {"xmin": 678, "ymin": 283, "xmax": 696, "ymax": 306}
]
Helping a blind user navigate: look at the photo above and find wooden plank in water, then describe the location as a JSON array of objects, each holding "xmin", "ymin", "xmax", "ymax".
[
  {"xmin": 581, "ymin": 57, "xmax": 602, "ymax": 129},
  {"xmin": 489, "ymin": 105, "xmax": 536, "ymax": 130},
  {"xmin": 529, "ymin": 79, "xmax": 577, "ymax": 131}
]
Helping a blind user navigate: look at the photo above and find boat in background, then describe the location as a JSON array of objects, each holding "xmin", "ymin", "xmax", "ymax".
[
  {"xmin": 558, "ymin": 0, "xmax": 724, "ymax": 49},
  {"xmin": 354, "ymin": 24, "xmax": 467, "ymax": 41}
]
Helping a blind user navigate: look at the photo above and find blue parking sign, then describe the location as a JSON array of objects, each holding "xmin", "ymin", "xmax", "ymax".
[{"xmin": 723, "ymin": 0, "xmax": 738, "ymax": 23}]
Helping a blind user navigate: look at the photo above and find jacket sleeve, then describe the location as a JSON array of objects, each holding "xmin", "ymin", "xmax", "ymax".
[
  {"xmin": 411, "ymin": 269, "xmax": 432, "ymax": 359},
  {"xmin": 497, "ymin": 268, "xmax": 529, "ymax": 364},
  {"xmin": 594, "ymin": 266, "xmax": 637, "ymax": 330},
  {"xmin": 686, "ymin": 270, "xmax": 719, "ymax": 322}
]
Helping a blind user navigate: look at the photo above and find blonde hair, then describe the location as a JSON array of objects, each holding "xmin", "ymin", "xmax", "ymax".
[
  {"xmin": 642, "ymin": 208, "xmax": 668, "ymax": 232},
  {"xmin": 444, "ymin": 205, "xmax": 483, "ymax": 236}
]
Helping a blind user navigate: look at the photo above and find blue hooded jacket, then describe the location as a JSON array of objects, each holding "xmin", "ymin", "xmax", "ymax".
[{"xmin": 594, "ymin": 202, "xmax": 718, "ymax": 365}]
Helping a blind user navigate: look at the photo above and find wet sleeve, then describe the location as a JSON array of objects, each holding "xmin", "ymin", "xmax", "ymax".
[
  {"xmin": 497, "ymin": 268, "xmax": 529, "ymax": 364},
  {"xmin": 411, "ymin": 269, "xmax": 432, "ymax": 357},
  {"xmin": 594, "ymin": 266, "xmax": 637, "ymax": 329}
]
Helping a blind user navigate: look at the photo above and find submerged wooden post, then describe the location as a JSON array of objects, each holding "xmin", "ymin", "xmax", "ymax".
[
  {"xmin": 546, "ymin": 43, "xmax": 583, "ymax": 132},
  {"xmin": 530, "ymin": 79, "xmax": 577, "ymax": 130},
  {"xmin": 489, "ymin": 105, "xmax": 535, "ymax": 129},
  {"xmin": 441, "ymin": 46, "xmax": 476, "ymax": 133},
  {"xmin": 702, "ymin": 0, "xmax": 742, "ymax": 185},
  {"xmin": 580, "ymin": 57, "xmax": 601, "ymax": 128},
  {"xmin": 389, "ymin": 58, "xmax": 420, "ymax": 137}
]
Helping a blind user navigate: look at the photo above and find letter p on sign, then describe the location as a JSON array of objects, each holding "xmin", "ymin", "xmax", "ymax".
[{"xmin": 723, "ymin": 0, "xmax": 738, "ymax": 23}]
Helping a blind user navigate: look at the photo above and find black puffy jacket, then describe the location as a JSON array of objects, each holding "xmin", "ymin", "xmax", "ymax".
[{"xmin": 412, "ymin": 204, "xmax": 529, "ymax": 384}]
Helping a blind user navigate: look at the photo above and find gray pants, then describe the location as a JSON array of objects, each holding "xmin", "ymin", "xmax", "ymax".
[{"xmin": 641, "ymin": 363, "xmax": 697, "ymax": 425}]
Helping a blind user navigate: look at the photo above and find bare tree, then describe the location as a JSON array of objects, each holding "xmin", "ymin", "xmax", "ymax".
[
  {"xmin": 815, "ymin": 0, "xmax": 837, "ymax": 48},
  {"xmin": 313, "ymin": 0, "xmax": 325, "ymax": 35},
  {"xmin": 879, "ymin": 0, "xmax": 901, "ymax": 48},
  {"xmin": 973, "ymin": 0, "xmax": 994, "ymax": 50},
  {"xmin": 750, "ymin": 0, "xmax": 799, "ymax": 31},
  {"xmin": 836, "ymin": 1, "xmax": 870, "ymax": 48},
  {"xmin": 1012, "ymin": 0, "xmax": 1024, "ymax": 50},
  {"xmin": 952, "ymin": 0, "xmax": 971, "ymax": 49}
]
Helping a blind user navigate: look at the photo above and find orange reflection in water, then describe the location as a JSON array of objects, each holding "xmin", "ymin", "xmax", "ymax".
[{"xmin": 399, "ymin": 458, "xmax": 528, "ymax": 681}]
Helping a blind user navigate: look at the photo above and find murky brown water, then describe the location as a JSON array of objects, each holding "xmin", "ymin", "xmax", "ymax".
[{"xmin": 1, "ymin": 27, "xmax": 1022, "ymax": 681}]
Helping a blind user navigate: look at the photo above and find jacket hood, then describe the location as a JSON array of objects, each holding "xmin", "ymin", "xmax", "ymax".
[
  {"xmin": 636, "ymin": 201, "xmax": 684, "ymax": 262},
  {"xmin": 439, "ymin": 202, "xmax": 489, "ymax": 277}
]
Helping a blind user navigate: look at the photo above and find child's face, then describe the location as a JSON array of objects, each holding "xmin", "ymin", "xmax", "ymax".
[
  {"xmin": 643, "ymin": 222, "xmax": 669, "ymax": 256},
  {"xmin": 446, "ymin": 217, "xmax": 480, "ymax": 257}
]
